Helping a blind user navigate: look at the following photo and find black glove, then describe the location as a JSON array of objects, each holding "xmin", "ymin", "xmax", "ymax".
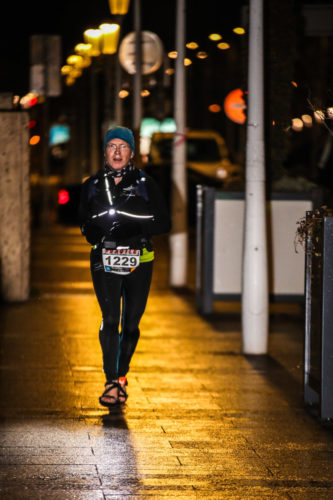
[
  {"xmin": 108, "ymin": 221, "xmax": 141, "ymax": 241},
  {"xmin": 80, "ymin": 222, "xmax": 104, "ymax": 245},
  {"xmin": 89, "ymin": 209, "xmax": 119, "ymax": 235}
]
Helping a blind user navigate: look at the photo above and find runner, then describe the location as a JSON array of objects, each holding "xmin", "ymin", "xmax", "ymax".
[{"xmin": 79, "ymin": 126, "xmax": 171, "ymax": 407}]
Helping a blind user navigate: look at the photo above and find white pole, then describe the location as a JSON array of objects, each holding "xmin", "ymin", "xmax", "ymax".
[
  {"xmin": 133, "ymin": 0, "xmax": 142, "ymax": 164},
  {"xmin": 169, "ymin": 0, "xmax": 188, "ymax": 287},
  {"xmin": 242, "ymin": 0, "xmax": 269, "ymax": 354}
]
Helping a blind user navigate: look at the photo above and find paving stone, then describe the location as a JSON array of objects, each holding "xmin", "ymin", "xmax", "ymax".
[{"xmin": 0, "ymin": 227, "xmax": 332, "ymax": 499}]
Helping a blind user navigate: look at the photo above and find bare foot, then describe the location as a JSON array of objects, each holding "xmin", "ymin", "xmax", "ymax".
[{"xmin": 100, "ymin": 381, "xmax": 119, "ymax": 406}]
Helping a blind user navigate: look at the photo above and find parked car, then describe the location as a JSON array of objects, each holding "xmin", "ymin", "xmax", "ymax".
[{"xmin": 143, "ymin": 129, "xmax": 244, "ymax": 222}]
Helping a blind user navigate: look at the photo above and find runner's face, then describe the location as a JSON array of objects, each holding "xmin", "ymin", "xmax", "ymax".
[{"xmin": 105, "ymin": 138, "xmax": 133, "ymax": 170}]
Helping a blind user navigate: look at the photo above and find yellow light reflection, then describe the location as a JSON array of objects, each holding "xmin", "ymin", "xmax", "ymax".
[
  {"xmin": 65, "ymin": 76, "xmax": 76, "ymax": 86},
  {"xmin": 233, "ymin": 27, "xmax": 246, "ymax": 35},
  {"xmin": 119, "ymin": 89, "xmax": 129, "ymax": 98},
  {"xmin": 302, "ymin": 114, "xmax": 312, "ymax": 127},
  {"xmin": 69, "ymin": 68, "xmax": 82, "ymax": 78},
  {"xmin": 66, "ymin": 55, "xmax": 83, "ymax": 66},
  {"xmin": 184, "ymin": 58, "xmax": 192, "ymax": 66},
  {"xmin": 217, "ymin": 42, "xmax": 230, "ymax": 50},
  {"xmin": 209, "ymin": 33, "xmax": 222, "ymax": 41},
  {"xmin": 99, "ymin": 23, "xmax": 120, "ymax": 54},
  {"xmin": 61, "ymin": 65, "xmax": 72, "ymax": 76},
  {"xmin": 165, "ymin": 68, "xmax": 174, "ymax": 75},
  {"xmin": 186, "ymin": 42, "xmax": 199, "ymax": 49},
  {"xmin": 292, "ymin": 118, "xmax": 303, "ymax": 131},
  {"xmin": 83, "ymin": 29, "xmax": 102, "ymax": 56},
  {"xmin": 314, "ymin": 110, "xmax": 325, "ymax": 123},
  {"xmin": 141, "ymin": 89, "xmax": 150, "ymax": 97},
  {"xmin": 75, "ymin": 43, "xmax": 92, "ymax": 56},
  {"xmin": 196, "ymin": 51, "xmax": 208, "ymax": 59},
  {"xmin": 108, "ymin": 0, "xmax": 130, "ymax": 15},
  {"xmin": 168, "ymin": 51, "xmax": 178, "ymax": 59}
]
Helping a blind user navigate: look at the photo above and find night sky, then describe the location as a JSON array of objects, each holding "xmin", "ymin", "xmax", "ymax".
[{"xmin": 1, "ymin": 0, "xmax": 245, "ymax": 95}]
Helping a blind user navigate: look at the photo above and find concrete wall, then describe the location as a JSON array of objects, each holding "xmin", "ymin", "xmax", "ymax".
[{"xmin": 0, "ymin": 111, "xmax": 30, "ymax": 301}]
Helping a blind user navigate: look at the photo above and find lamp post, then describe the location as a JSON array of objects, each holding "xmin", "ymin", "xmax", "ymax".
[
  {"xmin": 83, "ymin": 25, "xmax": 120, "ymax": 171},
  {"xmin": 169, "ymin": 0, "xmax": 188, "ymax": 287},
  {"xmin": 108, "ymin": 0, "xmax": 131, "ymax": 126},
  {"xmin": 99, "ymin": 23, "xmax": 121, "ymax": 132},
  {"xmin": 108, "ymin": 0, "xmax": 130, "ymax": 15},
  {"xmin": 242, "ymin": 0, "xmax": 268, "ymax": 354}
]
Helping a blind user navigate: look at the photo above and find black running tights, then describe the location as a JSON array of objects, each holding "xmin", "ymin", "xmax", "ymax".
[{"xmin": 91, "ymin": 250, "xmax": 153, "ymax": 382}]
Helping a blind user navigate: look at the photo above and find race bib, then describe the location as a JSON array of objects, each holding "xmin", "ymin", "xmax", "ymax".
[{"xmin": 102, "ymin": 248, "xmax": 140, "ymax": 275}]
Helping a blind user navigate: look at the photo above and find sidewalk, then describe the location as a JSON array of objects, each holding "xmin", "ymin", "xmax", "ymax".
[{"xmin": 0, "ymin": 225, "xmax": 332, "ymax": 499}]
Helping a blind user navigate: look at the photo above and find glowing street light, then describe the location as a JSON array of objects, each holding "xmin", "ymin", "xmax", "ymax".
[
  {"xmin": 99, "ymin": 23, "xmax": 120, "ymax": 54},
  {"xmin": 83, "ymin": 29, "xmax": 102, "ymax": 56},
  {"xmin": 217, "ymin": 42, "xmax": 230, "ymax": 50},
  {"xmin": 186, "ymin": 41, "xmax": 199, "ymax": 49},
  {"xmin": 209, "ymin": 33, "xmax": 222, "ymax": 41},
  {"xmin": 233, "ymin": 27, "xmax": 246, "ymax": 35},
  {"xmin": 108, "ymin": 0, "xmax": 130, "ymax": 15},
  {"xmin": 196, "ymin": 51, "xmax": 208, "ymax": 59}
]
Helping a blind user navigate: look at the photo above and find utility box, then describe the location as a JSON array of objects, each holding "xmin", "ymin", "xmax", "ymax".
[
  {"xmin": 0, "ymin": 111, "xmax": 30, "ymax": 301},
  {"xmin": 304, "ymin": 210, "xmax": 333, "ymax": 422},
  {"xmin": 196, "ymin": 187, "xmax": 316, "ymax": 314}
]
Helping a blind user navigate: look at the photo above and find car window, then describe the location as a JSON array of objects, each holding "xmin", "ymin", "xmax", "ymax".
[
  {"xmin": 156, "ymin": 138, "xmax": 222, "ymax": 162},
  {"xmin": 187, "ymin": 139, "xmax": 221, "ymax": 161},
  {"xmin": 156, "ymin": 139, "xmax": 173, "ymax": 161}
]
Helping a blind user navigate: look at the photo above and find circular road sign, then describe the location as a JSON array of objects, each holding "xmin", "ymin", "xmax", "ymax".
[{"xmin": 119, "ymin": 31, "xmax": 164, "ymax": 75}]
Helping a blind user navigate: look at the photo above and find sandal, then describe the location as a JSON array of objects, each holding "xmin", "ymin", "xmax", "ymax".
[
  {"xmin": 118, "ymin": 376, "xmax": 128, "ymax": 404},
  {"xmin": 99, "ymin": 381, "xmax": 120, "ymax": 407}
]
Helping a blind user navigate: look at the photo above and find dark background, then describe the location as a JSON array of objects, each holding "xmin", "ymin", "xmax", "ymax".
[{"xmin": 1, "ymin": 0, "xmax": 333, "ymax": 199}]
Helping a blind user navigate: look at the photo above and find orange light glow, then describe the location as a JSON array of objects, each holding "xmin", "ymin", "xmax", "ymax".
[
  {"xmin": 233, "ymin": 27, "xmax": 246, "ymax": 35},
  {"xmin": 217, "ymin": 42, "xmax": 230, "ymax": 50},
  {"xmin": 291, "ymin": 118, "xmax": 303, "ymax": 131},
  {"xmin": 224, "ymin": 89, "xmax": 246, "ymax": 124},
  {"xmin": 208, "ymin": 104, "xmax": 221, "ymax": 113},
  {"xmin": 29, "ymin": 135, "xmax": 40, "ymax": 146},
  {"xmin": 168, "ymin": 51, "xmax": 178, "ymax": 59},
  {"xmin": 119, "ymin": 89, "xmax": 129, "ymax": 98},
  {"xmin": 186, "ymin": 42, "xmax": 199, "ymax": 49},
  {"xmin": 209, "ymin": 33, "xmax": 222, "ymax": 41}
]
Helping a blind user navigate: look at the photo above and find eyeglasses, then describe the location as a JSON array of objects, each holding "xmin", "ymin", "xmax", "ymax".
[{"xmin": 106, "ymin": 143, "xmax": 130, "ymax": 152}]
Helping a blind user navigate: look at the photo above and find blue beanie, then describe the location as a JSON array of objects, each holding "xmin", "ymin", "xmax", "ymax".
[{"xmin": 104, "ymin": 126, "xmax": 135, "ymax": 153}]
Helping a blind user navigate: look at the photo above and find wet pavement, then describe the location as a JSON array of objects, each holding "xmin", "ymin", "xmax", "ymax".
[{"xmin": 0, "ymin": 225, "xmax": 332, "ymax": 499}]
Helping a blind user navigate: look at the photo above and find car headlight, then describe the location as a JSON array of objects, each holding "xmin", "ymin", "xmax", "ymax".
[{"xmin": 216, "ymin": 167, "xmax": 227, "ymax": 179}]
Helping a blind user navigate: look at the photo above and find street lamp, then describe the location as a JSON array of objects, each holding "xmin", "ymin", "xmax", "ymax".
[
  {"xmin": 83, "ymin": 29, "xmax": 102, "ymax": 56},
  {"xmin": 99, "ymin": 23, "xmax": 120, "ymax": 54},
  {"xmin": 108, "ymin": 0, "xmax": 131, "ymax": 126},
  {"xmin": 108, "ymin": 0, "xmax": 130, "ymax": 15}
]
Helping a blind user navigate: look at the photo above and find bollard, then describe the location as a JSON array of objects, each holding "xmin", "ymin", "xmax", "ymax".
[{"xmin": 0, "ymin": 111, "xmax": 30, "ymax": 302}]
